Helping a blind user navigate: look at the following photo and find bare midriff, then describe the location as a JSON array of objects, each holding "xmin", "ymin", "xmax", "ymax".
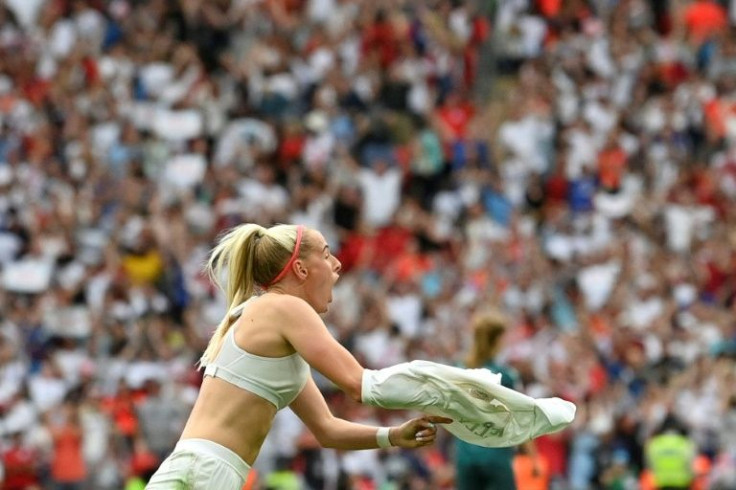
[{"xmin": 179, "ymin": 376, "xmax": 278, "ymax": 465}]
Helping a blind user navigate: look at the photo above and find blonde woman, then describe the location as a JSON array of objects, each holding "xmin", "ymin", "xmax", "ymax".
[
  {"xmin": 454, "ymin": 310, "xmax": 522, "ymax": 490},
  {"xmin": 146, "ymin": 224, "xmax": 450, "ymax": 489}
]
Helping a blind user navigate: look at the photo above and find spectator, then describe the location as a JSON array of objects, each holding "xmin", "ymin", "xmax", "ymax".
[
  {"xmin": 48, "ymin": 402, "xmax": 86, "ymax": 490},
  {"xmin": 680, "ymin": 0, "xmax": 728, "ymax": 47},
  {"xmin": 1, "ymin": 431, "xmax": 40, "ymax": 490},
  {"xmin": 644, "ymin": 415, "xmax": 696, "ymax": 490},
  {"xmin": 513, "ymin": 442, "xmax": 550, "ymax": 490},
  {"xmin": 135, "ymin": 379, "xmax": 188, "ymax": 462}
]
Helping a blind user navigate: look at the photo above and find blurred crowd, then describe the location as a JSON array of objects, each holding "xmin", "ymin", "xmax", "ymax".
[{"xmin": 0, "ymin": 0, "xmax": 735, "ymax": 489}]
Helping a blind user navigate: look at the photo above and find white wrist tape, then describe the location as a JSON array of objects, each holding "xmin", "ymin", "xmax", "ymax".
[{"xmin": 376, "ymin": 427, "xmax": 393, "ymax": 448}]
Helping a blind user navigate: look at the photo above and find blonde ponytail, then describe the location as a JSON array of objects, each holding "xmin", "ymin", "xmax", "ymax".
[
  {"xmin": 199, "ymin": 223, "xmax": 309, "ymax": 367},
  {"xmin": 465, "ymin": 310, "xmax": 508, "ymax": 368},
  {"xmin": 199, "ymin": 224, "xmax": 264, "ymax": 366}
]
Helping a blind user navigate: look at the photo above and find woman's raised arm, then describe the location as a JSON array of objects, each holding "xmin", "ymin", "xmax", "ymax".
[{"xmin": 277, "ymin": 294, "xmax": 366, "ymax": 402}]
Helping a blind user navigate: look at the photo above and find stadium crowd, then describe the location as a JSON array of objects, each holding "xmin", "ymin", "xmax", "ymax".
[{"xmin": 0, "ymin": 0, "xmax": 735, "ymax": 489}]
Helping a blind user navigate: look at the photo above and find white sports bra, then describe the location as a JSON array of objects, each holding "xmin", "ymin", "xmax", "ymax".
[{"xmin": 203, "ymin": 299, "xmax": 310, "ymax": 410}]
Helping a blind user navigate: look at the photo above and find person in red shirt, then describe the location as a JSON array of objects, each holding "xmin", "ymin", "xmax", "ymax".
[
  {"xmin": 513, "ymin": 443, "xmax": 550, "ymax": 490},
  {"xmin": 100, "ymin": 381, "xmax": 140, "ymax": 445},
  {"xmin": 435, "ymin": 91, "xmax": 474, "ymax": 144},
  {"xmin": 277, "ymin": 119, "xmax": 305, "ymax": 168},
  {"xmin": 49, "ymin": 403, "xmax": 87, "ymax": 490},
  {"xmin": 534, "ymin": 432, "xmax": 570, "ymax": 485},
  {"xmin": 384, "ymin": 235, "xmax": 434, "ymax": 286},
  {"xmin": 597, "ymin": 134, "xmax": 628, "ymax": 193},
  {"xmin": 361, "ymin": 8, "xmax": 399, "ymax": 69},
  {"xmin": 2, "ymin": 432, "xmax": 40, "ymax": 490},
  {"xmin": 682, "ymin": 0, "xmax": 727, "ymax": 46},
  {"xmin": 545, "ymin": 155, "xmax": 570, "ymax": 207}
]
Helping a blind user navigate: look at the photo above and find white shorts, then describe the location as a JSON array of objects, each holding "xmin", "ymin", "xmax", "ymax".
[{"xmin": 146, "ymin": 438, "xmax": 251, "ymax": 490}]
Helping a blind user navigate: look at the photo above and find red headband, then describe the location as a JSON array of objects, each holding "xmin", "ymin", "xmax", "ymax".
[{"xmin": 265, "ymin": 225, "xmax": 304, "ymax": 287}]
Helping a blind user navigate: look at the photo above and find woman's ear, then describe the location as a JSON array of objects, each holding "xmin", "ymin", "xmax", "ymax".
[{"xmin": 293, "ymin": 260, "xmax": 308, "ymax": 280}]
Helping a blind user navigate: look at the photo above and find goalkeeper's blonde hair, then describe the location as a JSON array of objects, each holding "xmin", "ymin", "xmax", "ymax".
[{"xmin": 465, "ymin": 309, "xmax": 508, "ymax": 369}]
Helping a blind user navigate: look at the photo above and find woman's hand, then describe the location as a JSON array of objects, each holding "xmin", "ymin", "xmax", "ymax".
[{"xmin": 390, "ymin": 416, "xmax": 453, "ymax": 449}]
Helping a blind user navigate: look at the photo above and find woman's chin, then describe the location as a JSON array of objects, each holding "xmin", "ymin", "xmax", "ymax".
[{"xmin": 315, "ymin": 292, "xmax": 333, "ymax": 313}]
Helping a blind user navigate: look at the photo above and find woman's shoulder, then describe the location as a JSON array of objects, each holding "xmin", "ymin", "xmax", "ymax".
[
  {"xmin": 256, "ymin": 292, "xmax": 308, "ymax": 306},
  {"xmin": 251, "ymin": 293, "xmax": 316, "ymax": 318}
]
